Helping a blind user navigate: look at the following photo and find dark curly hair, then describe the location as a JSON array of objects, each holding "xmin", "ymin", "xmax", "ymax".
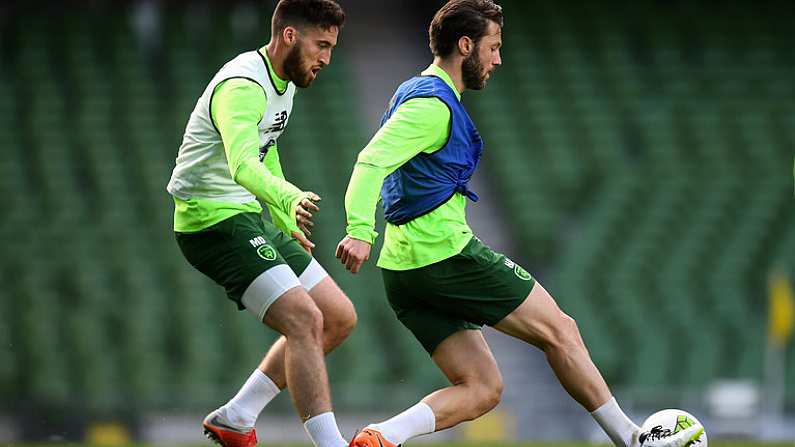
[
  {"xmin": 429, "ymin": 0, "xmax": 503, "ymax": 58},
  {"xmin": 271, "ymin": 0, "xmax": 345, "ymax": 36}
]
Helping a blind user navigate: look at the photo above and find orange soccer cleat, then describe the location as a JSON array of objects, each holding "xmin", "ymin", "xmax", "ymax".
[
  {"xmin": 202, "ymin": 408, "xmax": 257, "ymax": 447},
  {"xmin": 348, "ymin": 428, "xmax": 399, "ymax": 447}
]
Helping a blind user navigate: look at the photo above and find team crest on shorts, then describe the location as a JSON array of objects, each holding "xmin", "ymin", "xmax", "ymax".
[
  {"xmin": 257, "ymin": 244, "xmax": 277, "ymax": 261},
  {"xmin": 505, "ymin": 258, "xmax": 531, "ymax": 281},
  {"xmin": 514, "ymin": 265, "xmax": 532, "ymax": 281}
]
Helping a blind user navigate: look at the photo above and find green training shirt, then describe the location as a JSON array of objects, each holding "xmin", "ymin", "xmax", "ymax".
[
  {"xmin": 169, "ymin": 49, "xmax": 304, "ymax": 235},
  {"xmin": 345, "ymin": 64, "xmax": 474, "ymax": 270}
]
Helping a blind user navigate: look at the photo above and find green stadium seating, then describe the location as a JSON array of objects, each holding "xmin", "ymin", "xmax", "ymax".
[
  {"xmin": 466, "ymin": 0, "xmax": 795, "ymax": 403},
  {"xmin": 0, "ymin": 5, "xmax": 447, "ymax": 415},
  {"xmin": 1, "ymin": 1, "xmax": 793, "ymax": 416}
]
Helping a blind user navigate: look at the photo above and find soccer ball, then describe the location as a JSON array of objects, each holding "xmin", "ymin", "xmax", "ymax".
[{"xmin": 639, "ymin": 409, "xmax": 707, "ymax": 447}]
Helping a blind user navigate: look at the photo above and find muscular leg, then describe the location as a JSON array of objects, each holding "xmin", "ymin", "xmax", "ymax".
[
  {"xmin": 259, "ymin": 276, "xmax": 357, "ymax": 389},
  {"xmin": 216, "ymin": 276, "xmax": 356, "ymax": 433},
  {"xmin": 493, "ymin": 281, "xmax": 610, "ymax": 411},
  {"xmin": 261, "ymin": 285, "xmax": 331, "ymax": 420},
  {"xmin": 423, "ymin": 329, "xmax": 504, "ymax": 430},
  {"xmin": 493, "ymin": 282, "xmax": 638, "ymax": 447},
  {"xmin": 260, "ymin": 285, "xmax": 348, "ymax": 447},
  {"xmin": 363, "ymin": 330, "xmax": 503, "ymax": 446}
]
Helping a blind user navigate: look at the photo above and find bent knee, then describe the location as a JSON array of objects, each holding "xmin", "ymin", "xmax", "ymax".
[
  {"xmin": 478, "ymin": 379, "xmax": 504, "ymax": 413},
  {"xmin": 341, "ymin": 304, "xmax": 357, "ymax": 337},
  {"xmin": 325, "ymin": 300, "xmax": 357, "ymax": 344},
  {"xmin": 281, "ymin": 296, "xmax": 325, "ymax": 339},
  {"xmin": 548, "ymin": 312, "xmax": 585, "ymax": 351},
  {"xmin": 464, "ymin": 377, "xmax": 503, "ymax": 420}
]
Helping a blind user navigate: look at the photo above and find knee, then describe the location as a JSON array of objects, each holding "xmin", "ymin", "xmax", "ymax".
[
  {"xmin": 480, "ymin": 377, "xmax": 504, "ymax": 413},
  {"xmin": 548, "ymin": 312, "xmax": 585, "ymax": 352},
  {"xmin": 282, "ymin": 297, "xmax": 325, "ymax": 341},
  {"xmin": 340, "ymin": 304, "xmax": 357, "ymax": 339},
  {"xmin": 325, "ymin": 299, "xmax": 357, "ymax": 346},
  {"xmin": 466, "ymin": 376, "xmax": 504, "ymax": 420}
]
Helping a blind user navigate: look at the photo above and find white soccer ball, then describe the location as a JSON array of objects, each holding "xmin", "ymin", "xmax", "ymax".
[{"xmin": 639, "ymin": 409, "xmax": 707, "ymax": 447}]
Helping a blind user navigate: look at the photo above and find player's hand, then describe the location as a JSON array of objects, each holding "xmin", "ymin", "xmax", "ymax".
[
  {"xmin": 295, "ymin": 192, "xmax": 321, "ymax": 237},
  {"xmin": 336, "ymin": 235, "xmax": 371, "ymax": 274},
  {"xmin": 292, "ymin": 230, "xmax": 316, "ymax": 255}
]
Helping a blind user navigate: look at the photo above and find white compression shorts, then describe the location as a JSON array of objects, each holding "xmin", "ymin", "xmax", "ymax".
[{"xmin": 241, "ymin": 258, "xmax": 329, "ymax": 321}]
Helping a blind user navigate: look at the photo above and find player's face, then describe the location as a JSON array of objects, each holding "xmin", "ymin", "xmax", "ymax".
[
  {"xmin": 462, "ymin": 21, "xmax": 502, "ymax": 90},
  {"xmin": 284, "ymin": 25, "xmax": 339, "ymax": 88}
]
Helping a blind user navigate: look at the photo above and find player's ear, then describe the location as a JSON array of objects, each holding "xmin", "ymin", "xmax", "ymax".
[
  {"xmin": 282, "ymin": 26, "xmax": 298, "ymax": 46},
  {"xmin": 458, "ymin": 36, "xmax": 474, "ymax": 57}
]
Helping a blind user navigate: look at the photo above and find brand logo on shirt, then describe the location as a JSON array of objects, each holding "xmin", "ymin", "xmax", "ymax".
[{"xmin": 265, "ymin": 110, "xmax": 288, "ymax": 132}]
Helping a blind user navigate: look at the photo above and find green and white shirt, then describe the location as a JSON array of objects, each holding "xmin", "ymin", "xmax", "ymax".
[
  {"xmin": 167, "ymin": 48, "xmax": 306, "ymax": 235},
  {"xmin": 344, "ymin": 64, "xmax": 474, "ymax": 270}
]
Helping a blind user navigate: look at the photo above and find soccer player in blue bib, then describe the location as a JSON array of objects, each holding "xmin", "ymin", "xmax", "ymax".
[{"xmin": 337, "ymin": 2, "xmax": 703, "ymax": 447}]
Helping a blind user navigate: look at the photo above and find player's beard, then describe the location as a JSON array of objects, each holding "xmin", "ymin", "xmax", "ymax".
[
  {"xmin": 462, "ymin": 45, "xmax": 487, "ymax": 90},
  {"xmin": 284, "ymin": 42, "xmax": 313, "ymax": 88}
]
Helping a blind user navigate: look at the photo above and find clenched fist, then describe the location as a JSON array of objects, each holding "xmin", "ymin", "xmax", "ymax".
[{"xmin": 336, "ymin": 236, "xmax": 372, "ymax": 274}]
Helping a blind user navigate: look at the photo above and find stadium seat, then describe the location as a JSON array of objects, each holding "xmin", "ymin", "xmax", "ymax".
[{"xmin": 1, "ymin": 1, "xmax": 792, "ymax": 416}]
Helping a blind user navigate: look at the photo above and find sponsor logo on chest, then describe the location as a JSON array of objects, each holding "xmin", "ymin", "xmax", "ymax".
[{"xmin": 265, "ymin": 110, "xmax": 288, "ymax": 133}]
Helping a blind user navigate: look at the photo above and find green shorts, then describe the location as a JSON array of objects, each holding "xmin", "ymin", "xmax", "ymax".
[
  {"xmin": 175, "ymin": 212, "xmax": 325, "ymax": 319},
  {"xmin": 382, "ymin": 236, "xmax": 535, "ymax": 355}
]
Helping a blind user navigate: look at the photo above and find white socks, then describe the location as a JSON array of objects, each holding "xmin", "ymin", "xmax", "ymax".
[
  {"xmin": 368, "ymin": 402, "xmax": 437, "ymax": 445},
  {"xmin": 220, "ymin": 370, "xmax": 346, "ymax": 447},
  {"xmin": 223, "ymin": 369, "xmax": 281, "ymax": 428},
  {"xmin": 304, "ymin": 412, "xmax": 348, "ymax": 447},
  {"xmin": 591, "ymin": 397, "xmax": 640, "ymax": 447}
]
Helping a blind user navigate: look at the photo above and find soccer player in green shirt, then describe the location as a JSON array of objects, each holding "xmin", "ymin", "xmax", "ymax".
[
  {"xmin": 167, "ymin": 2, "xmax": 354, "ymax": 447},
  {"xmin": 337, "ymin": 2, "xmax": 702, "ymax": 447}
]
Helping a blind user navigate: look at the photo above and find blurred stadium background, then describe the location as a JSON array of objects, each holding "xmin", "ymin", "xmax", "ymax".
[{"xmin": 0, "ymin": 0, "xmax": 793, "ymax": 444}]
